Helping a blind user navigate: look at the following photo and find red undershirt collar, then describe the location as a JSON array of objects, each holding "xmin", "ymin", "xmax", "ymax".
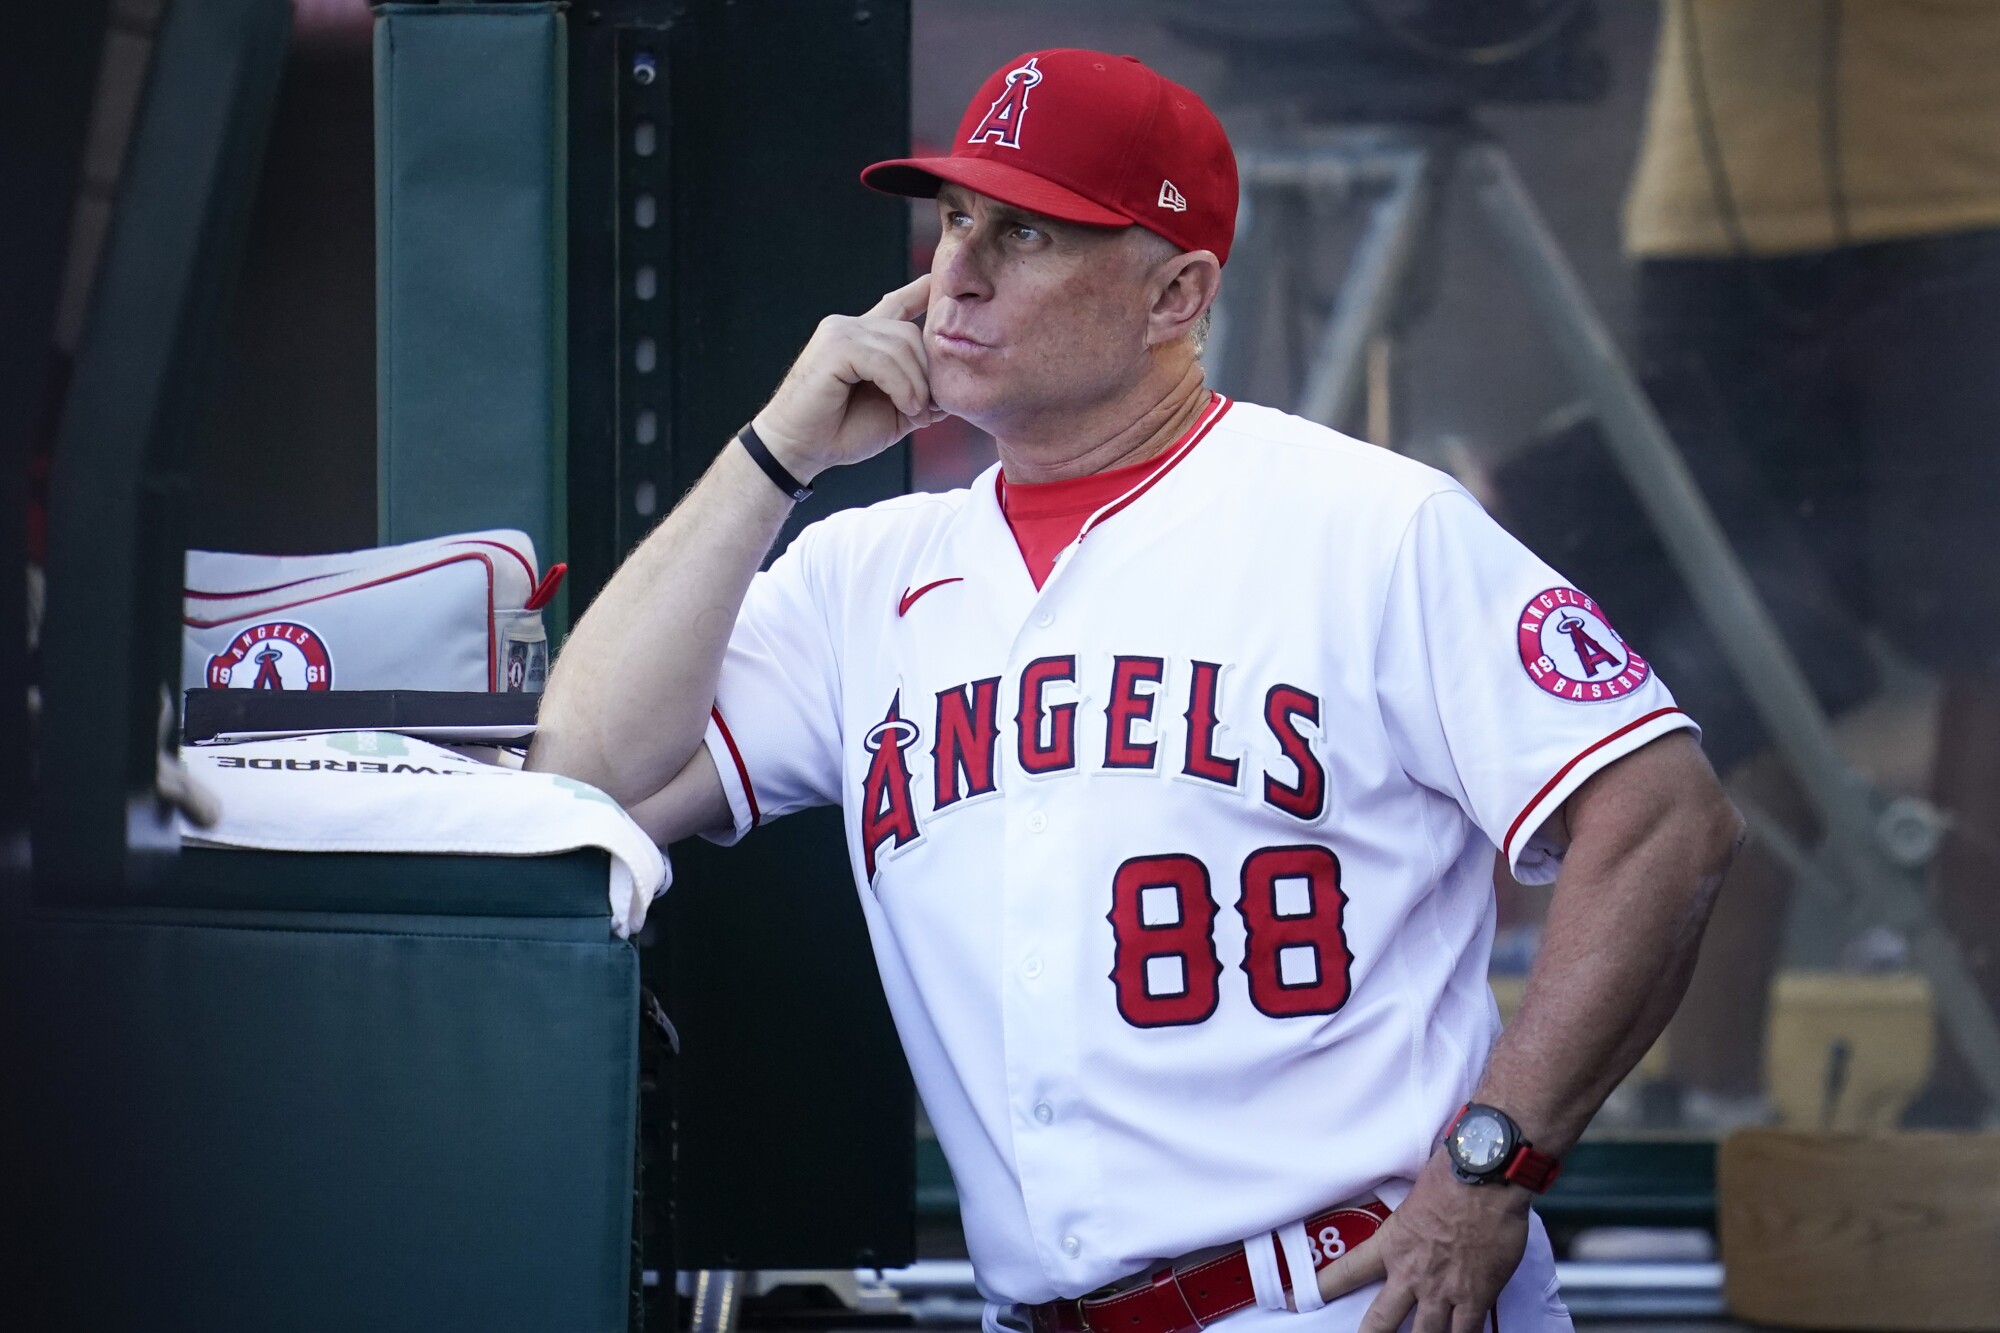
[{"xmin": 995, "ymin": 392, "xmax": 1229, "ymax": 589}]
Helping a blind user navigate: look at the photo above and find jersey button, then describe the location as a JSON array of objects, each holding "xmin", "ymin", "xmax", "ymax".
[
  {"xmin": 1061, "ymin": 1236, "xmax": 1081, "ymax": 1258},
  {"xmin": 1027, "ymin": 812, "xmax": 1047, "ymax": 833},
  {"xmin": 1034, "ymin": 1101, "xmax": 1054, "ymax": 1124},
  {"xmin": 1022, "ymin": 956, "xmax": 1043, "ymax": 979},
  {"xmin": 1036, "ymin": 610, "xmax": 1055, "ymax": 628}
]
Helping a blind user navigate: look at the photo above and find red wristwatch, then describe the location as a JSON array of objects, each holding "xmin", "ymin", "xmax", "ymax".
[{"xmin": 1443, "ymin": 1102, "xmax": 1562, "ymax": 1193}]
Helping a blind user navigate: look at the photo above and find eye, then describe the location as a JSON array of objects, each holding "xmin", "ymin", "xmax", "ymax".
[
  {"xmin": 1009, "ymin": 224, "xmax": 1045, "ymax": 243},
  {"xmin": 945, "ymin": 210, "xmax": 973, "ymax": 229}
]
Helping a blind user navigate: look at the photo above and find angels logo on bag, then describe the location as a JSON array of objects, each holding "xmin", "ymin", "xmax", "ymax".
[{"xmin": 206, "ymin": 621, "xmax": 333, "ymax": 691}]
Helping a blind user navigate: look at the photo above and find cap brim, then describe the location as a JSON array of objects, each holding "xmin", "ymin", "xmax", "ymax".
[{"xmin": 861, "ymin": 155, "xmax": 1132, "ymax": 228}]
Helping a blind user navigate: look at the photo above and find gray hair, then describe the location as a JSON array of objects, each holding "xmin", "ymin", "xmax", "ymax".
[{"xmin": 1188, "ymin": 308, "xmax": 1212, "ymax": 359}]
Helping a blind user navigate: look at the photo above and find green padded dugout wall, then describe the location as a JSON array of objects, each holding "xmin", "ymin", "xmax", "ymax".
[
  {"xmin": 374, "ymin": 2, "xmax": 567, "ymax": 562},
  {"xmin": 7, "ymin": 850, "xmax": 639, "ymax": 1332}
]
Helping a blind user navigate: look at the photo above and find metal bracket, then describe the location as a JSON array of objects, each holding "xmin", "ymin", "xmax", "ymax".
[{"xmin": 614, "ymin": 23, "xmax": 675, "ymax": 552}]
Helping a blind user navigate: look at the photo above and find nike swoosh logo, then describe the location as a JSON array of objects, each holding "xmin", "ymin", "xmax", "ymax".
[{"xmin": 898, "ymin": 577, "xmax": 964, "ymax": 617}]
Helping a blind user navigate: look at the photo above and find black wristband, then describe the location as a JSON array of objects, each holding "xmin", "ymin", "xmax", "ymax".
[{"xmin": 736, "ymin": 422, "xmax": 812, "ymax": 503}]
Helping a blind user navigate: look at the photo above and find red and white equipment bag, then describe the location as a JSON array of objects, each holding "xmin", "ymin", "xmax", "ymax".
[{"xmin": 183, "ymin": 530, "xmax": 566, "ymax": 695}]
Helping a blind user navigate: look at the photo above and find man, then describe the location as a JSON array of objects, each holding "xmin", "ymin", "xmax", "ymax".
[{"xmin": 532, "ymin": 50, "xmax": 1742, "ymax": 1333}]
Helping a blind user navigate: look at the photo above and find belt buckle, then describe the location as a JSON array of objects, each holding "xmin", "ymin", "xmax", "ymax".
[
  {"xmin": 1033, "ymin": 1295, "xmax": 1095, "ymax": 1333},
  {"xmin": 1075, "ymin": 1266, "xmax": 1203, "ymax": 1333},
  {"xmin": 1075, "ymin": 1271, "xmax": 1186, "ymax": 1333}
]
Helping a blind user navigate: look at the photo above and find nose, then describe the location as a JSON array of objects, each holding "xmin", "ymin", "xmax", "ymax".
[{"xmin": 933, "ymin": 223, "xmax": 994, "ymax": 305}]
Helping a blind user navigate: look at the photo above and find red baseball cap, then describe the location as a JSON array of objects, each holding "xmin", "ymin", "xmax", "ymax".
[{"xmin": 862, "ymin": 49, "xmax": 1238, "ymax": 265}]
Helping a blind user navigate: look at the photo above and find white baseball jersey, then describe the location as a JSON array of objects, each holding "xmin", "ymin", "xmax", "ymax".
[{"xmin": 699, "ymin": 396, "xmax": 1695, "ymax": 1328}]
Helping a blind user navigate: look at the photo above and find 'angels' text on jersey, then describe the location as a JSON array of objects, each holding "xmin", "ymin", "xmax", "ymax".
[{"xmin": 859, "ymin": 656, "xmax": 1327, "ymax": 880}]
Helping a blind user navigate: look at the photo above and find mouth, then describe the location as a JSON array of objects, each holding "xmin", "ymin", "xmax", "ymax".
[{"xmin": 929, "ymin": 328, "xmax": 993, "ymax": 357}]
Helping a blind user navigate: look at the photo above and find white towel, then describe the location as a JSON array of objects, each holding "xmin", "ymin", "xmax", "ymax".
[{"xmin": 179, "ymin": 731, "xmax": 668, "ymax": 937}]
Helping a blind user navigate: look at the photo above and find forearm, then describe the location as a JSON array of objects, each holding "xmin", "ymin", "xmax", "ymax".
[
  {"xmin": 528, "ymin": 440, "xmax": 794, "ymax": 802},
  {"xmin": 1477, "ymin": 849, "xmax": 1719, "ymax": 1153},
  {"xmin": 531, "ymin": 273, "xmax": 936, "ymax": 803},
  {"xmin": 1474, "ymin": 740, "xmax": 1742, "ymax": 1154}
]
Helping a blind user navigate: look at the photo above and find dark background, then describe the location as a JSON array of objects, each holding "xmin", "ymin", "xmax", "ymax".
[{"xmin": 186, "ymin": 0, "xmax": 1667, "ymax": 549}]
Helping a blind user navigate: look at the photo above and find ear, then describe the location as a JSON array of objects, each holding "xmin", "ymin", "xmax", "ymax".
[{"xmin": 1144, "ymin": 249, "xmax": 1222, "ymax": 349}]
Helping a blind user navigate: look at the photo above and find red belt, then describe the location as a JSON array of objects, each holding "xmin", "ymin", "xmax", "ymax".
[{"xmin": 1028, "ymin": 1201, "xmax": 1391, "ymax": 1333}]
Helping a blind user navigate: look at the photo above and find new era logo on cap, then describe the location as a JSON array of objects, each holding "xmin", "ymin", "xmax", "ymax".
[{"xmin": 1158, "ymin": 179, "xmax": 1187, "ymax": 212}]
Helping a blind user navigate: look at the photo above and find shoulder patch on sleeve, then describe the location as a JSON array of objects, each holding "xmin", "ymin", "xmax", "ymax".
[{"xmin": 1516, "ymin": 586, "xmax": 1652, "ymax": 702}]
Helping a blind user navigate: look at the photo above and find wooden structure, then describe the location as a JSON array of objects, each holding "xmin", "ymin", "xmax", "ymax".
[
  {"xmin": 1766, "ymin": 971, "xmax": 1934, "ymax": 1132},
  {"xmin": 1720, "ymin": 1129, "xmax": 2000, "ymax": 1329}
]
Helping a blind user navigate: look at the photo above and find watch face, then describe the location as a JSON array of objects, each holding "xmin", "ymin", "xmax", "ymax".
[{"xmin": 1451, "ymin": 1111, "xmax": 1510, "ymax": 1173}]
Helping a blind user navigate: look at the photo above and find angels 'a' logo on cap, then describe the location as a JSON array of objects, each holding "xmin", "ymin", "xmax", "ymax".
[
  {"xmin": 967, "ymin": 56, "xmax": 1043, "ymax": 149},
  {"xmin": 1158, "ymin": 179, "xmax": 1188, "ymax": 212},
  {"xmin": 1516, "ymin": 587, "xmax": 1651, "ymax": 702}
]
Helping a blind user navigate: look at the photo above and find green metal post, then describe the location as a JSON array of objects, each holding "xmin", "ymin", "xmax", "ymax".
[{"xmin": 374, "ymin": 2, "xmax": 567, "ymax": 564}]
